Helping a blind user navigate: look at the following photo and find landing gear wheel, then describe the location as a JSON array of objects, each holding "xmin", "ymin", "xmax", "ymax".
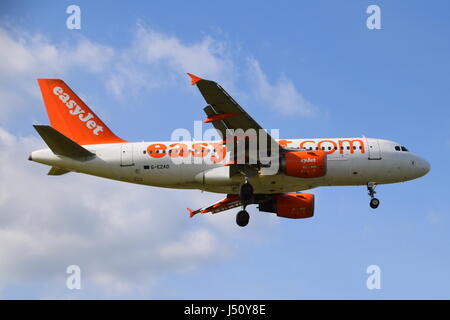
[
  {"xmin": 239, "ymin": 183, "xmax": 254, "ymax": 202},
  {"xmin": 367, "ymin": 182, "xmax": 380, "ymax": 209},
  {"xmin": 236, "ymin": 210, "xmax": 250, "ymax": 227},
  {"xmin": 370, "ymin": 198, "xmax": 380, "ymax": 209}
]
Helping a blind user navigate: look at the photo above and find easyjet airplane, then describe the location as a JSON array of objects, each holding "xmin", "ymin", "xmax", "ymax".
[{"xmin": 29, "ymin": 74, "xmax": 430, "ymax": 227}]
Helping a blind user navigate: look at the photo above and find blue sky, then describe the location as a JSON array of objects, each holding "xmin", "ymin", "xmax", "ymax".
[{"xmin": 0, "ymin": 0, "xmax": 449, "ymax": 299}]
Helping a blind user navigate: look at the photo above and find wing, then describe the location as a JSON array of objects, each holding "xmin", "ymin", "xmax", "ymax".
[
  {"xmin": 188, "ymin": 73, "xmax": 280, "ymax": 165},
  {"xmin": 187, "ymin": 194, "xmax": 242, "ymax": 217}
]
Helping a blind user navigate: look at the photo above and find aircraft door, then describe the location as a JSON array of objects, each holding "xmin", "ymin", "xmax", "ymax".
[
  {"xmin": 367, "ymin": 138, "xmax": 382, "ymax": 160},
  {"xmin": 121, "ymin": 143, "xmax": 134, "ymax": 166}
]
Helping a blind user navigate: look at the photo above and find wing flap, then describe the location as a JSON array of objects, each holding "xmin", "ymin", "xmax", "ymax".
[
  {"xmin": 187, "ymin": 194, "xmax": 242, "ymax": 218},
  {"xmin": 197, "ymin": 80, "xmax": 263, "ymax": 132}
]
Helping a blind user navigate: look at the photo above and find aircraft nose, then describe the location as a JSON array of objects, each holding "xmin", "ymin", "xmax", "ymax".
[
  {"xmin": 421, "ymin": 158, "xmax": 431, "ymax": 175},
  {"xmin": 415, "ymin": 156, "xmax": 430, "ymax": 177}
]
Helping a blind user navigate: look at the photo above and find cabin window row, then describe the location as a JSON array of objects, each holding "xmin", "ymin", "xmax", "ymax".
[
  {"xmin": 142, "ymin": 146, "xmax": 364, "ymax": 153},
  {"xmin": 305, "ymin": 146, "xmax": 362, "ymax": 151},
  {"xmin": 143, "ymin": 149, "xmax": 218, "ymax": 155}
]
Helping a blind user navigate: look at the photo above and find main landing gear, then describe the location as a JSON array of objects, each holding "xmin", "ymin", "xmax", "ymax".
[
  {"xmin": 236, "ymin": 181, "xmax": 254, "ymax": 227},
  {"xmin": 367, "ymin": 182, "xmax": 380, "ymax": 209},
  {"xmin": 236, "ymin": 209, "xmax": 250, "ymax": 227},
  {"xmin": 239, "ymin": 181, "xmax": 254, "ymax": 202}
]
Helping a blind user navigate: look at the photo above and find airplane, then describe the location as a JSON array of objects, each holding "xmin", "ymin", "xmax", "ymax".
[{"xmin": 29, "ymin": 74, "xmax": 430, "ymax": 227}]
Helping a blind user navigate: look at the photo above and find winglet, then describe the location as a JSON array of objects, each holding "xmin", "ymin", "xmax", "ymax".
[
  {"xmin": 187, "ymin": 208, "xmax": 197, "ymax": 218},
  {"xmin": 187, "ymin": 73, "xmax": 203, "ymax": 85}
]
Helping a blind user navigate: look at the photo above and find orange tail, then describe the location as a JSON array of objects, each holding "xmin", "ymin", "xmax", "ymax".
[{"xmin": 37, "ymin": 79, "xmax": 126, "ymax": 145}]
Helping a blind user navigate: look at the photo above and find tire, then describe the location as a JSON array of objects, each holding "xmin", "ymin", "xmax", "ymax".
[
  {"xmin": 239, "ymin": 183, "xmax": 254, "ymax": 201},
  {"xmin": 236, "ymin": 210, "xmax": 250, "ymax": 227},
  {"xmin": 370, "ymin": 198, "xmax": 380, "ymax": 209}
]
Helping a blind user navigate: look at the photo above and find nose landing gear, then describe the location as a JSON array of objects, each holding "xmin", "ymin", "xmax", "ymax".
[
  {"xmin": 367, "ymin": 182, "xmax": 380, "ymax": 209},
  {"xmin": 369, "ymin": 198, "xmax": 380, "ymax": 209}
]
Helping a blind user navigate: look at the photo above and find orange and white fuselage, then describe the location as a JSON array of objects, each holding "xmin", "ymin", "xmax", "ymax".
[
  {"xmin": 30, "ymin": 137, "xmax": 429, "ymax": 194},
  {"xmin": 29, "ymin": 77, "xmax": 430, "ymax": 224}
]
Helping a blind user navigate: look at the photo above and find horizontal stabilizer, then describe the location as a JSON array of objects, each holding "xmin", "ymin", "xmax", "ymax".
[
  {"xmin": 47, "ymin": 167, "xmax": 71, "ymax": 176},
  {"xmin": 33, "ymin": 125, "xmax": 95, "ymax": 159}
]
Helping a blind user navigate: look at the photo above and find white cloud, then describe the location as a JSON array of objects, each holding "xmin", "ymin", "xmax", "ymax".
[
  {"xmin": 0, "ymin": 27, "xmax": 115, "ymax": 124},
  {"xmin": 107, "ymin": 26, "xmax": 315, "ymax": 118},
  {"xmin": 0, "ymin": 25, "xmax": 296, "ymax": 297},
  {"xmin": 138, "ymin": 27, "xmax": 233, "ymax": 78},
  {"xmin": 159, "ymin": 229, "xmax": 220, "ymax": 273},
  {"xmin": 0, "ymin": 126, "xmax": 278, "ymax": 298},
  {"xmin": 66, "ymin": 37, "xmax": 115, "ymax": 73},
  {"xmin": 105, "ymin": 25, "xmax": 237, "ymax": 98},
  {"xmin": 0, "ymin": 28, "xmax": 114, "ymax": 76},
  {"xmin": 0, "ymin": 127, "xmax": 239, "ymax": 297},
  {"xmin": 247, "ymin": 57, "xmax": 316, "ymax": 116},
  {"xmin": 0, "ymin": 25, "xmax": 316, "ymax": 121}
]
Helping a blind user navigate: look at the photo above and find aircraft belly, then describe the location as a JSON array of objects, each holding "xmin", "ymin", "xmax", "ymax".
[{"xmin": 325, "ymin": 158, "xmax": 352, "ymax": 185}]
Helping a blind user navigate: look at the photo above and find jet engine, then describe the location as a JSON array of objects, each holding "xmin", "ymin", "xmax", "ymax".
[
  {"xmin": 280, "ymin": 150, "xmax": 327, "ymax": 178},
  {"xmin": 258, "ymin": 193, "xmax": 315, "ymax": 219}
]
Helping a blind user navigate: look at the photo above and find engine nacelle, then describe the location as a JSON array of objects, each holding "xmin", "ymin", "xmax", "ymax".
[
  {"xmin": 281, "ymin": 150, "xmax": 327, "ymax": 178},
  {"xmin": 258, "ymin": 193, "xmax": 314, "ymax": 219}
]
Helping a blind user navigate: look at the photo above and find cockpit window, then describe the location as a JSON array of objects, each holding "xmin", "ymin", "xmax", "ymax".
[{"xmin": 395, "ymin": 145, "xmax": 409, "ymax": 152}]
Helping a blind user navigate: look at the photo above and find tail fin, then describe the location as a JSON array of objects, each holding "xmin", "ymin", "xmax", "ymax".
[{"xmin": 37, "ymin": 79, "xmax": 126, "ymax": 145}]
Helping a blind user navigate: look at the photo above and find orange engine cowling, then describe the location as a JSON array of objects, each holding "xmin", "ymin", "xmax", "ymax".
[
  {"xmin": 258, "ymin": 193, "xmax": 315, "ymax": 219},
  {"xmin": 281, "ymin": 150, "xmax": 327, "ymax": 178}
]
